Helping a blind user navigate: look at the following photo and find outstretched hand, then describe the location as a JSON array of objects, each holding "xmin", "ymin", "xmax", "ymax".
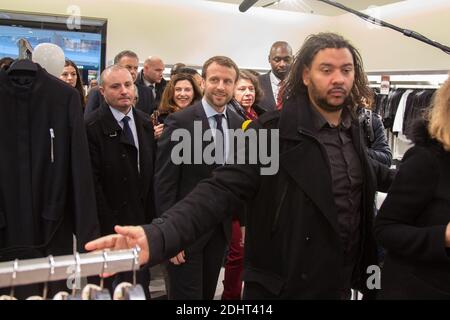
[{"xmin": 85, "ymin": 225, "xmax": 150, "ymax": 265}]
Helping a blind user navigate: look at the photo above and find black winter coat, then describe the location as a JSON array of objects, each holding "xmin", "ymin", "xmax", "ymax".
[
  {"xmin": 0, "ymin": 64, "xmax": 99, "ymax": 261},
  {"xmin": 145, "ymin": 92, "xmax": 394, "ymax": 299},
  {"xmin": 375, "ymin": 121, "xmax": 450, "ymax": 299},
  {"xmin": 85, "ymin": 104, "xmax": 156, "ymax": 235}
]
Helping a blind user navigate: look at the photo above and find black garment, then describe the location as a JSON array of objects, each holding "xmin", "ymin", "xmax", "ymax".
[
  {"xmin": 154, "ymin": 101, "xmax": 243, "ymax": 299},
  {"xmin": 375, "ymin": 121, "xmax": 450, "ymax": 299},
  {"xmin": 356, "ymin": 107, "xmax": 392, "ymax": 167},
  {"xmin": 0, "ymin": 63, "xmax": 100, "ymax": 298},
  {"xmin": 84, "ymin": 84, "xmax": 155, "ymax": 116},
  {"xmin": 382, "ymin": 89, "xmax": 406, "ymax": 129},
  {"xmin": 257, "ymin": 72, "xmax": 277, "ymax": 111},
  {"xmin": 135, "ymin": 70, "xmax": 167, "ymax": 108},
  {"xmin": 213, "ymin": 114, "xmax": 225, "ymax": 164},
  {"xmin": 403, "ymin": 90, "xmax": 435, "ymax": 139},
  {"xmin": 84, "ymin": 103, "xmax": 155, "ymax": 235},
  {"xmin": 145, "ymin": 92, "xmax": 395, "ymax": 299},
  {"xmin": 84, "ymin": 104, "xmax": 156, "ymax": 298}
]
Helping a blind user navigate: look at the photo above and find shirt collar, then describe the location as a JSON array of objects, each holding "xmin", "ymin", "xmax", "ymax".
[
  {"xmin": 309, "ymin": 103, "xmax": 352, "ymax": 132},
  {"xmin": 202, "ymin": 97, "xmax": 228, "ymax": 119},
  {"xmin": 109, "ymin": 105, "xmax": 135, "ymax": 124},
  {"xmin": 143, "ymin": 78, "xmax": 155, "ymax": 87},
  {"xmin": 269, "ymin": 71, "xmax": 281, "ymax": 86}
]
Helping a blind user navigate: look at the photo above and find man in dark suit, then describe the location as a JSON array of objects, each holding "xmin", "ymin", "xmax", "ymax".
[
  {"xmin": 135, "ymin": 56, "xmax": 167, "ymax": 108},
  {"xmin": 258, "ymin": 41, "xmax": 293, "ymax": 110},
  {"xmin": 154, "ymin": 56, "xmax": 244, "ymax": 300},
  {"xmin": 84, "ymin": 65, "xmax": 155, "ymax": 299},
  {"xmin": 84, "ymin": 50, "xmax": 155, "ymax": 116}
]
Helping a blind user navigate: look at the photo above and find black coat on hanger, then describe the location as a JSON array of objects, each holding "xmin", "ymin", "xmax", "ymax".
[{"xmin": 0, "ymin": 64, "xmax": 100, "ymax": 299}]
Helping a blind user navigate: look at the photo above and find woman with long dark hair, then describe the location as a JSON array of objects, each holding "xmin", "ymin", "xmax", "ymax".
[
  {"xmin": 154, "ymin": 73, "xmax": 202, "ymax": 139},
  {"xmin": 60, "ymin": 59, "xmax": 86, "ymax": 109}
]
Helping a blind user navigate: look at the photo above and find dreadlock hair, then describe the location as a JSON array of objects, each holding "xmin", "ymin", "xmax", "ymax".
[{"xmin": 283, "ymin": 32, "xmax": 373, "ymax": 111}]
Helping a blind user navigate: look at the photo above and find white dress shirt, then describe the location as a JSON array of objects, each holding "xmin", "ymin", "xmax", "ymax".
[
  {"xmin": 270, "ymin": 71, "xmax": 282, "ymax": 103},
  {"xmin": 143, "ymin": 78, "xmax": 156, "ymax": 98}
]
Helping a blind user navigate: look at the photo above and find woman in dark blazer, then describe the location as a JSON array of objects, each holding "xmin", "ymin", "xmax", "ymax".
[{"xmin": 374, "ymin": 76, "xmax": 450, "ymax": 299}]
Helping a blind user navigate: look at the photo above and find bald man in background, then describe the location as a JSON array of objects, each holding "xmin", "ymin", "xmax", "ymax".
[
  {"xmin": 136, "ymin": 56, "xmax": 167, "ymax": 108},
  {"xmin": 258, "ymin": 41, "xmax": 293, "ymax": 110}
]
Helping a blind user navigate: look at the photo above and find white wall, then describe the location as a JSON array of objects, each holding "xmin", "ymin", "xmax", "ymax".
[
  {"xmin": 334, "ymin": 0, "xmax": 450, "ymax": 72},
  {"xmin": 1, "ymin": 0, "xmax": 449, "ymax": 72},
  {"xmin": 0, "ymin": 0, "xmax": 330, "ymax": 69}
]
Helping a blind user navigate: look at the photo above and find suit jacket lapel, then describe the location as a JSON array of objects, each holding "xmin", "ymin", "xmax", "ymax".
[
  {"xmin": 100, "ymin": 103, "xmax": 122, "ymax": 138},
  {"xmin": 226, "ymin": 108, "xmax": 244, "ymax": 130},
  {"xmin": 264, "ymin": 72, "xmax": 276, "ymax": 106},
  {"xmin": 194, "ymin": 102, "xmax": 212, "ymax": 151}
]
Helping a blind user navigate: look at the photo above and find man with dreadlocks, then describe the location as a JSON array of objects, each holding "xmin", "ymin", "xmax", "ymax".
[{"xmin": 86, "ymin": 33, "xmax": 395, "ymax": 300}]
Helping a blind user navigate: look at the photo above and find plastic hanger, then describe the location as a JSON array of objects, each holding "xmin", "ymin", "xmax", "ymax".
[
  {"xmin": 66, "ymin": 252, "xmax": 82, "ymax": 300},
  {"xmin": 113, "ymin": 246, "xmax": 146, "ymax": 300},
  {"xmin": 81, "ymin": 250, "xmax": 112, "ymax": 300}
]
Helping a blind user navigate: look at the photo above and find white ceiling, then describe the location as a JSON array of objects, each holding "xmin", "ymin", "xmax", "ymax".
[{"xmin": 205, "ymin": 0, "xmax": 405, "ymax": 16}]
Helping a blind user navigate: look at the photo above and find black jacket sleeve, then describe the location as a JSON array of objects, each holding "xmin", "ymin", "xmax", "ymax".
[
  {"xmin": 367, "ymin": 113, "xmax": 392, "ymax": 167},
  {"xmin": 146, "ymin": 121, "xmax": 264, "ymax": 264},
  {"xmin": 374, "ymin": 146, "xmax": 449, "ymax": 263}
]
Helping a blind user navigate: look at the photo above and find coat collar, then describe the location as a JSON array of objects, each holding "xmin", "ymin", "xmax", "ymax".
[
  {"xmin": 277, "ymin": 91, "xmax": 362, "ymax": 236},
  {"xmin": 99, "ymin": 102, "xmax": 122, "ymax": 137},
  {"xmin": 279, "ymin": 91, "xmax": 357, "ymax": 140},
  {"xmin": 98, "ymin": 103, "xmax": 152, "ymax": 140}
]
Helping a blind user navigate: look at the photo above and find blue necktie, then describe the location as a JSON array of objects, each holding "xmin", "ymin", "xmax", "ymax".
[
  {"xmin": 213, "ymin": 114, "xmax": 225, "ymax": 164},
  {"xmin": 121, "ymin": 116, "xmax": 135, "ymax": 147}
]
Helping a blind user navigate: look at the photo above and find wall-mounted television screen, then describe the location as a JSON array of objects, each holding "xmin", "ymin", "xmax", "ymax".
[{"xmin": 0, "ymin": 11, "xmax": 107, "ymax": 85}]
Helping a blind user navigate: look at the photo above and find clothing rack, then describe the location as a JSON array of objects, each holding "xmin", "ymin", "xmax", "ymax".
[
  {"xmin": 370, "ymin": 83, "xmax": 440, "ymax": 89},
  {"xmin": 367, "ymin": 73, "xmax": 447, "ymax": 91},
  {"xmin": 0, "ymin": 247, "xmax": 141, "ymax": 289}
]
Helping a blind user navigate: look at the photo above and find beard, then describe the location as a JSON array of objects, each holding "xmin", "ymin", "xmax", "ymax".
[{"xmin": 308, "ymin": 81, "xmax": 352, "ymax": 113}]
